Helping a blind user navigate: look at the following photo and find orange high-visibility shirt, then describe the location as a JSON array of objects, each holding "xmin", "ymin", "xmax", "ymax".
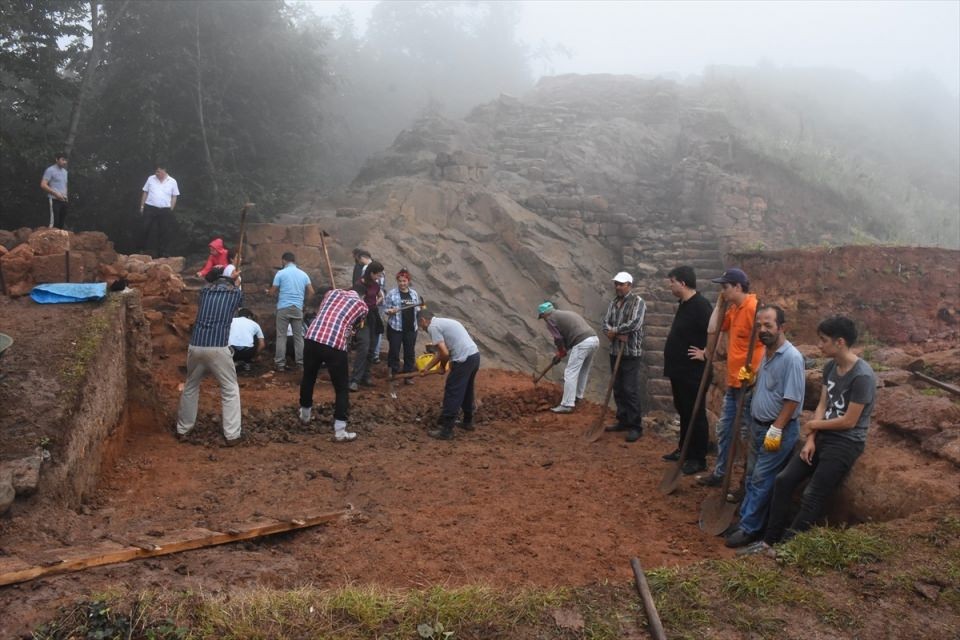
[{"xmin": 721, "ymin": 293, "xmax": 763, "ymax": 388}]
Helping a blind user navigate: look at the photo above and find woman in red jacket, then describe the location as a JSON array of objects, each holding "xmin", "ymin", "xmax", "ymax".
[{"xmin": 196, "ymin": 238, "xmax": 229, "ymax": 278}]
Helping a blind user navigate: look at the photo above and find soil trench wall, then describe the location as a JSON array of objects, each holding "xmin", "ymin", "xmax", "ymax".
[{"xmin": 39, "ymin": 292, "xmax": 153, "ymax": 505}]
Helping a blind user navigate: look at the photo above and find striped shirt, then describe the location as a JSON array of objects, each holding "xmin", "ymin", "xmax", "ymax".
[
  {"xmin": 190, "ymin": 282, "xmax": 244, "ymax": 347},
  {"xmin": 602, "ymin": 291, "xmax": 646, "ymax": 357},
  {"xmin": 381, "ymin": 286, "xmax": 422, "ymax": 331},
  {"xmin": 305, "ymin": 289, "xmax": 368, "ymax": 351}
]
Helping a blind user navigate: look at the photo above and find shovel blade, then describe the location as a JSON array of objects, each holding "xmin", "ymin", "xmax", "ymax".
[
  {"xmin": 657, "ymin": 463, "xmax": 683, "ymax": 495},
  {"xmin": 699, "ymin": 494, "xmax": 738, "ymax": 535}
]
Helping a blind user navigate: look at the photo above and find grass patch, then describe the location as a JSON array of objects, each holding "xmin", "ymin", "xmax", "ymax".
[
  {"xmin": 59, "ymin": 299, "xmax": 118, "ymax": 405},
  {"xmin": 777, "ymin": 525, "xmax": 893, "ymax": 574},
  {"xmin": 716, "ymin": 559, "xmax": 810, "ymax": 604}
]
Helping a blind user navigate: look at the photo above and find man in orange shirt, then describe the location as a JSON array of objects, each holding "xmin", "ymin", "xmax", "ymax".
[{"xmin": 694, "ymin": 268, "xmax": 763, "ymax": 487}]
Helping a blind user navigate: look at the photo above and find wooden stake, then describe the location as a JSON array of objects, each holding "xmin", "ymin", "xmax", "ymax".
[{"xmin": 631, "ymin": 557, "xmax": 667, "ymax": 640}]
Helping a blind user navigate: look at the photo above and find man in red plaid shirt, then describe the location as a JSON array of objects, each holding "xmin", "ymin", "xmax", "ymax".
[{"xmin": 299, "ymin": 287, "xmax": 368, "ymax": 441}]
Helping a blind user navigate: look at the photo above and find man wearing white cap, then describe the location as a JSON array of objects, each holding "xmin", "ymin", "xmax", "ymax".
[
  {"xmin": 537, "ymin": 302, "xmax": 599, "ymax": 413},
  {"xmin": 602, "ymin": 271, "xmax": 646, "ymax": 442}
]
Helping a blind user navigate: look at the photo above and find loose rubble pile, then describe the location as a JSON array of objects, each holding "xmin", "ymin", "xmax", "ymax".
[{"xmin": 0, "ymin": 227, "xmax": 185, "ymax": 304}]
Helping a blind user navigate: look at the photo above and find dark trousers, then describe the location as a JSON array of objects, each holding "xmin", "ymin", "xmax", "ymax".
[
  {"xmin": 440, "ymin": 352, "xmax": 480, "ymax": 426},
  {"xmin": 141, "ymin": 205, "xmax": 175, "ymax": 257},
  {"xmin": 300, "ymin": 339, "xmax": 349, "ymax": 421},
  {"xmin": 763, "ymin": 436, "xmax": 864, "ymax": 544},
  {"xmin": 350, "ymin": 313, "xmax": 378, "ymax": 384},
  {"xmin": 49, "ymin": 199, "xmax": 69, "ymax": 229},
  {"xmin": 387, "ymin": 326, "xmax": 417, "ymax": 374},
  {"xmin": 611, "ymin": 353, "xmax": 642, "ymax": 430},
  {"xmin": 232, "ymin": 346, "xmax": 256, "ymax": 363},
  {"xmin": 671, "ymin": 376, "xmax": 709, "ymax": 461}
]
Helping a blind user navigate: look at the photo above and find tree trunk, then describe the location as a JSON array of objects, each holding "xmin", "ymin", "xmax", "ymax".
[
  {"xmin": 195, "ymin": 3, "xmax": 219, "ymax": 198},
  {"xmin": 64, "ymin": 0, "xmax": 131, "ymax": 157}
]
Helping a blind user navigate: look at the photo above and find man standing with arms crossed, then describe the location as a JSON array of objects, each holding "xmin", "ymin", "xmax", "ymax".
[
  {"xmin": 267, "ymin": 252, "xmax": 314, "ymax": 371},
  {"xmin": 139, "ymin": 165, "xmax": 180, "ymax": 257},
  {"xmin": 418, "ymin": 310, "xmax": 481, "ymax": 440},
  {"xmin": 662, "ymin": 265, "xmax": 713, "ymax": 474},
  {"xmin": 602, "ymin": 271, "xmax": 646, "ymax": 442},
  {"xmin": 696, "ymin": 268, "xmax": 764, "ymax": 486},
  {"xmin": 724, "ymin": 304, "xmax": 805, "ymax": 548},
  {"xmin": 40, "ymin": 153, "xmax": 69, "ymax": 228},
  {"xmin": 537, "ymin": 301, "xmax": 599, "ymax": 414},
  {"xmin": 299, "ymin": 287, "xmax": 368, "ymax": 442},
  {"xmin": 176, "ymin": 267, "xmax": 245, "ymax": 446}
]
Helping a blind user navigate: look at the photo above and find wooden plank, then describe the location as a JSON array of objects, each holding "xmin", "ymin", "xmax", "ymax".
[
  {"xmin": 911, "ymin": 370, "xmax": 960, "ymax": 397},
  {"xmin": 0, "ymin": 507, "xmax": 351, "ymax": 587}
]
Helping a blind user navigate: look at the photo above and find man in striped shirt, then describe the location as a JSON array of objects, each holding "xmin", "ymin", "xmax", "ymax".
[
  {"xmin": 299, "ymin": 288, "xmax": 368, "ymax": 442},
  {"xmin": 602, "ymin": 271, "xmax": 647, "ymax": 442},
  {"xmin": 176, "ymin": 267, "xmax": 245, "ymax": 446}
]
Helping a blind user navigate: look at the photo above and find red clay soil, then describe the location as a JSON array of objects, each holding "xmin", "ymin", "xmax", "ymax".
[{"xmin": 0, "ymin": 303, "xmax": 734, "ymax": 636}]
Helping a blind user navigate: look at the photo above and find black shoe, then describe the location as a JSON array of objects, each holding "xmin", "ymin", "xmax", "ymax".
[
  {"xmin": 625, "ymin": 429, "xmax": 642, "ymax": 443},
  {"xmin": 725, "ymin": 528, "xmax": 759, "ymax": 548},
  {"xmin": 428, "ymin": 427, "xmax": 454, "ymax": 440},
  {"xmin": 458, "ymin": 421, "xmax": 475, "ymax": 431},
  {"xmin": 681, "ymin": 459, "xmax": 707, "ymax": 475},
  {"xmin": 662, "ymin": 448, "xmax": 681, "ymax": 462},
  {"xmin": 697, "ymin": 473, "xmax": 723, "ymax": 487},
  {"xmin": 605, "ymin": 423, "xmax": 627, "ymax": 432},
  {"xmin": 360, "ymin": 380, "xmax": 375, "ymax": 388}
]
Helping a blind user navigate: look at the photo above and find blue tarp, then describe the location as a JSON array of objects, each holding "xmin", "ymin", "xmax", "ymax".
[{"xmin": 30, "ymin": 282, "xmax": 108, "ymax": 304}]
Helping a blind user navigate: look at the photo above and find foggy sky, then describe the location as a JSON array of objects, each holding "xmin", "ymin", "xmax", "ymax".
[{"xmin": 303, "ymin": 0, "xmax": 960, "ymax": 97}]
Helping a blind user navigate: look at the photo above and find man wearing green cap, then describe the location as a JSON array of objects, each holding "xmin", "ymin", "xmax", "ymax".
[{"xmin": 538, "ymin": 302, "xmax": 599, "ymax": 413}]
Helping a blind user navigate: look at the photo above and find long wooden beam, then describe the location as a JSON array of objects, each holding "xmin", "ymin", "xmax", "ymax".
[
  {"xmin": 911, "ymin": 370, "xmax": 960, "ymax": 397},
  {"xmin": 0, "ymin": 506, "xmax": 351, "ymax": 587}
]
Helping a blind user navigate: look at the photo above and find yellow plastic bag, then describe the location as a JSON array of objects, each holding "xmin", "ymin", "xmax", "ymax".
[{"xmin": 416, "ymin": 353, "xmax": 442, "ymax": 372}]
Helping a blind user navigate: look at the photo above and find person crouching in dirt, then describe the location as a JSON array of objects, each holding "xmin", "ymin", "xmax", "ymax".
[
  {"xmin": 724, "ymin": 305, "xmax": 805, "ymax": 548},
  {"xmin": 417, "ymin": 310, "xmax": 480, "ymax": 440},
  {"xmin": 196, "ymin": 237, "xmax": 229, "ymax": 279},
  {"xmin": 229, "ymin": 308, "xmax": 265, "ymax": 372},
  {"xmin": 299, "ymin": 287, "xmax": 368, "ymax": 442},
  {"xmin": 740, "ymin": 316, "xmax": 877, "ymax": 557},
  {"xmin": 537, "ymin": 301, "xmax": 599, "ymax": 414},
  {"xmin": 601, "ymin": 271, "xmax": 646, "ymax": 442},
  {"xmin": 176, "ymin": 266, "xmax": 245, "ymax": 446}
]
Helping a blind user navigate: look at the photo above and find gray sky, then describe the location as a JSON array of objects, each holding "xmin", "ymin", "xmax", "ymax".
[{"xmin": 303, "ymin": 0, "xmax": 960, "ymax": 97}]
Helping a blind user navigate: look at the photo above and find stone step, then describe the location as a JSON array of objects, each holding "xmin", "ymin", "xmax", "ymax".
[
  {"xmin": 648, "ymin": 394, "xmax": 676, "ymax": 411},
  {"xmin": 647, "ymin": 378, "xmax": 672, "ymax": 394},
  {"xmin": 644, "ymin": 351, "xmax": 665, "ymax": 366},
  {"xmin": 644, "ymin": 336, "xmax": 667, "ymax": 351},
  {"xmin": 645, "ymin": 324, "xmax": 670, "ymax": 337},
  {"xmin": 644, "ymin": 312, "xmax": 674, "ymax": 325}
]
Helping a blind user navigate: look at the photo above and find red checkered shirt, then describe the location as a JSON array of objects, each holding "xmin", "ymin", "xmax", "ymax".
[{"xmin": 305, "ymin": 288, "xmax": 368, "ymax": 351}]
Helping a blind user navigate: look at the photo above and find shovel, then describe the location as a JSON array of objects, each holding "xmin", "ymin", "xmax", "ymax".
[
  {"xmin": 319, "ymin": 230, "xmax": 336, "ymax": 289},
  {"xmin": 699, "ymin": 311, "xmax": 761, "ymax": 535},
  {"xmin": 658, "ymin": 298, "xmax": 729, "ymax": 495},
  {"xmin": 388, "ymin": 368, "xmax": 444, "ymax": 399},
  {"xmin": 532, "ymin": 357, "xmax": 560, "ymax": 385},
  {"xmin": 582, "ymin": 339, "xmax": 624, "ymax": 442}
]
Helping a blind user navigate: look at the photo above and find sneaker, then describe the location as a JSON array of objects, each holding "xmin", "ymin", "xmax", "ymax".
[
  {"xmin": 348, "ymin": 382, "xmax": 359, "ymax": 392},
  {"xmin": 298, "ymin": 407, "xmax": 312, "ymax": 425},
  {"xmin": 176, "ymin": 430, "xmax": 191, "ymax": 442},
  {"xmin": 428, "ymin": 427, "xmax": 454, "ymax": 440},
  {"xmin": 550, "ymin": 405, "xmax": 574, "ymax": 414},
  {"xmin": 223, "ymin": 435, "xmax": 243, "ymax": 447},
  {"xmin": 275, "ymin": 364, "xmax": 287, "ymax": 372},
  {"xmin": 371, "ymin": 357, "xmax": 381, "ymax": 364},
  {"xmin": 625, "ymin": 429, "xmax": 642, "ymax": 443},
  {"xmin": 737, "ymin": 541, "xmax": 775, "ymax": 558},
  {"xmin": 725, "ymin": 528, "xmax": 759, "ymax": 548},
  {"xmin": 334, "ymin": 430, "xmax": 358, "ymax": 442},
  {"xmin": 697, "ymin": 473, "xmax": 723, "ymax": 487},
  {"xmin": 662, "ymin": 448, "xmax": 681, "ymax": 462},
  {"xmin": 404, "ymin": 378, "xmax": 415, "ymax": 386},
  {"xmin": 682, "ymin": 459, "xmax": 707, "ymax": 475},
  {"xmin": 458, "ymin": 421, "xmax": 475, "ymax": 431},
  {"xmin": 604, "ymin": 423, "xmax": 627, "ymax": 432}
]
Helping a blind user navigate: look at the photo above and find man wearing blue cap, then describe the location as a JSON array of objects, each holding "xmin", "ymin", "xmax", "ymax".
[{"xmin": 538, "ymin": 302, "xmax": 599, "ymax": 413}]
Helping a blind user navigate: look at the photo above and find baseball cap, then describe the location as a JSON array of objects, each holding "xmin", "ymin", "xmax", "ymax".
[
  {"xmin": 612, "ymin": 271, "xmax": 633, "ymax": 284},
  {"xmin": 711, "ymin": 268, "xmax": 749, "ymax": 287},
  {"xmin": 537, "ymin": 301, "xmax": 555, "ymax": 318}
]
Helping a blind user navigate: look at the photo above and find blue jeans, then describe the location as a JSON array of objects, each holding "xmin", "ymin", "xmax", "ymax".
[
  {"xmin": 738, "ymin": 416, "xmax": 799, "ymax": 535},
  {"xmin": 712, "ymin": 387, "xmax": 752, "ymax": 478}
]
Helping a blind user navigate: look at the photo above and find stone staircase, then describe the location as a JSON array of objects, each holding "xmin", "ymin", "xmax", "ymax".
[{"xmin": 631, "ymin": 228, "xmax": 726, "ymax": 412}]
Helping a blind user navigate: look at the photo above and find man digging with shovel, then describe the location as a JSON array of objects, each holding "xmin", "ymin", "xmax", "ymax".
[
  {"xmin": 417, "ymin": 310, "xmax": 480, "ymax": 440},
  {"xmin": 537, "ymin": 302, "xmax": 599, "ymax": 414}
]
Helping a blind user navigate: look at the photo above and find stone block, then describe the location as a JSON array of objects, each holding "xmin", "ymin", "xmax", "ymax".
[
  {"xmin": 0, "ymin": 455, "xmax": 42, "ymax": 496},
  {"xmin": 566, "ymin": 217, "xmax": 584, "ymax": 230},
  {"xmin": 154, "ymin": 256, "xmax": 185, "ymax": 273},
  {"xmin": 336, "ymin": 207, "xmax": 361, "ymax": 218},
  {"xmin": 546, "ymin": 196, "xmax": 582, "ymax": 210},
  {"xmin": 1, "ymin": 243, "xmax": 34, "ymax": 296},
  {"xmin": 301, "ymin": 225, "xmax": 327, "ymax": 247},
  {"xmin": 245, "ymin": 223, "xmax": 288, "ymax": 245},
  {"xmin": 28, "ymin": 228, "xmax": 70, "ymax": 255},
  {"xmin": 31, "ymin": 252, "xmax": 84, "ymax": 283},
  {"xmin": 0, "ymin": 229, "xmax": 15, "ymax": 249},
  {"xmin": 582, "ymin": 195, "xmax": 609, "ymax": 212},
  {"xmin": 584, "ymin": 223, "xmax": 600, "ymax": 236},
  {"xmin": 0, "ymin": 472, "xmax": 13, "ymax": 515},
  {"xmin": 621, "ymin": 224, "xmax": 640, "ymax": 238},
  {"xmin": 70, "ymin": 231, "xmax": 112, "ymax": 253},
  {"xmin": 253, "ymin": 244, "xmax": 323, "ymax": 270},
  {"xmin": 600, "ymin": 223, "xmax": 620, "ymax": 236}
]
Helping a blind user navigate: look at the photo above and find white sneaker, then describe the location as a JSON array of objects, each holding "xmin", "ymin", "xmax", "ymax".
[
  {"xmin": 299, "ymin": 407, "xmax": 311, "ymax": 424},
  {"xmin": 550, "ymin": 405, "xmax": 574, "ymax": 414},
  {"xmin": 334, "ymin": 430, "xmax": 358, "ymax": 442}
]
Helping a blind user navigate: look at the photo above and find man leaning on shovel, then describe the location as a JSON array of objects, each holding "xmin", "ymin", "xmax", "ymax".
[
  {"xmin": 537, "ymin": 301, "xmax": 599, "ymax": 414},
  {"xmin": 602, "ymin": 271, "xmax": 646, "ymax": 443}
]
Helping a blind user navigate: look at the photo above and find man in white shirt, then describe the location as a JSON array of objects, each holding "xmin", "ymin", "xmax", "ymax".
[
  {"xmin": 139, "ymin": 165, "xmax": 180, "ymax": 257},
  {"xmin": 229, "ymin": 308, "xmax": 266, "ymax": 371}
]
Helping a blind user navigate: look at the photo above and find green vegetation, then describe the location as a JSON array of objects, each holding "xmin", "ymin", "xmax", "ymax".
[
  {"xmin": 59, "ymin": 305, "xmax": 114, "ymax": 406},
  {"xmin": 776, "ymin": 524, "xmax": 893, "ymax": 574}
]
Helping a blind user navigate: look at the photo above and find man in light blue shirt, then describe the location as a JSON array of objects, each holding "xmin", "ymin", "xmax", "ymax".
[
  {"xmin": 267, "ymin": 252, "xmax": 314, "ymax": 371},
  {"xmin": 725, "ymin": 304, "xmax": 805, "ymax": 548}
]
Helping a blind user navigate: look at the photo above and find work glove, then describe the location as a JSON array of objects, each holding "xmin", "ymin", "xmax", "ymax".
[
  {"xmin": 737, "ymin": 365, "xmax": 757, "ymax": 386},
  {"xmin": 763, "ymin": 426, "xmax": 782, "ymax": 452}
]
